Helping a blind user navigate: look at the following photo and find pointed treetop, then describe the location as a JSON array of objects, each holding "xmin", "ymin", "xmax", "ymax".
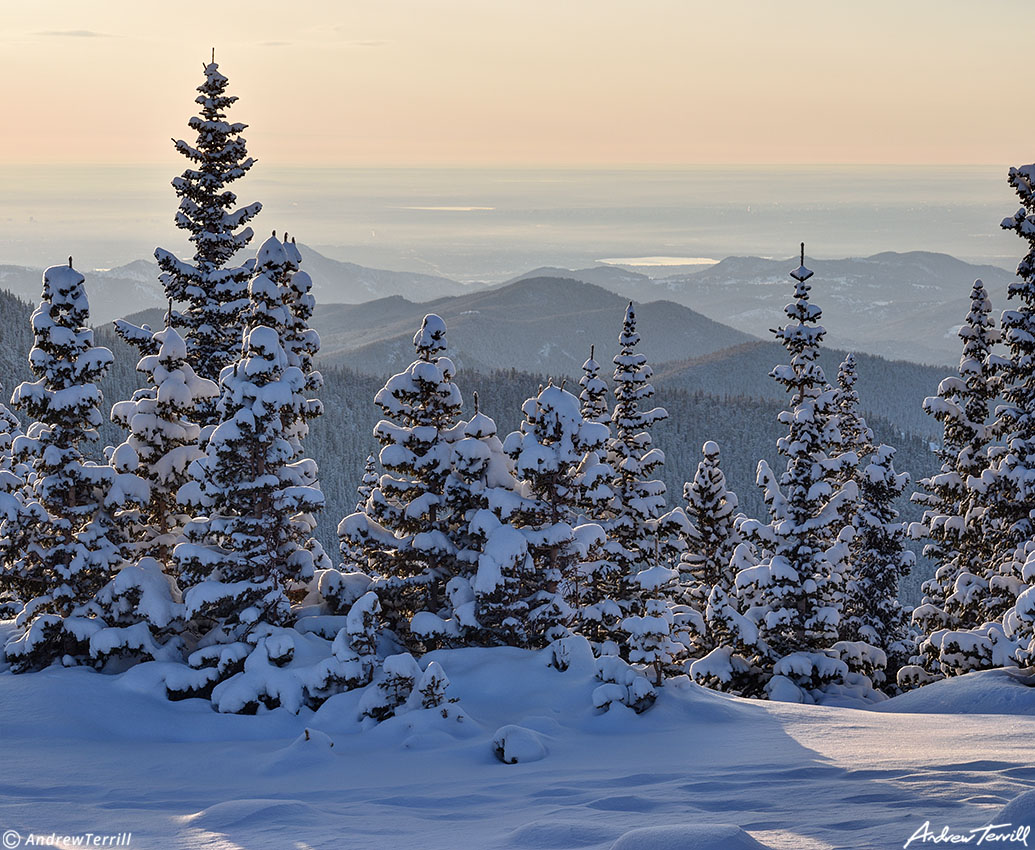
[
  {"xmin": 256, "ymin": 232, "xmax": 292, "ymax": 269},
  {"xmin": 68, "ymin": 256, "xmax": 72, "ymax": 268},
  {"xmin": 619, "ymin": 301, "xmax": 640, "ymax": 349},
  {"xmin": 466, "ymin": 392, "xmax": 498, "ymax": 439},
  {"xmin": 790, "ymin": 242, "xmax": 813, "ymax": 283},
  {"xmin": 413, "ymin": 313, "xmax": 448, "ymax": 360}
]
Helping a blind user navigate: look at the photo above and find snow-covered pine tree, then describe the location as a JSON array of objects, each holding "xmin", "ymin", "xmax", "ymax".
[
  {"xmin": 333, "ymin": 455, "xmax": 379, "ymax": 584},
  {"xmin": 831, "ymin": 354, "xmax": 870, "ymax": 527},
  {"xmin": 446, "ymin": 394, "xmax": 524, "ymax": 644},
  {"xmin": 839, "ymin": 444, "xmax": 914, "ymax": 689},
  {"xmin": 909, "ymin": 280, "xmax": 1002, "ymax": 660},
  {"xmin": 605, "ymin": 303, "xmax": 685, "ymax": 587},
  {"xmin": 678, "ymin": 441, "xmax": 743, "ymax": 658},
  {"xmin": 338, "ymin": 314, "xmax": 464, "ymax": 645},
  {"xmin": 734, "ymin": 246, "xmax": 858, "ymax": 701},
  {"xmin": 174, "ymin": 237, "xmax": 324, "ymax": 651},
  {"xmin": 108, "ymin": 324, "xmax": 219, "ymax": 566},
  {"xmin": 603, "ymin": 303, "xmax": 688, "ymax": 669},
  {"xmin": 356, "ymin": 455, "xmax": 378, "ymax": 512},
  {"xmin": 679, "ymin": 441, "xmax": 741, "ymax": 609},
  {"xmin": 3, "ymin": 263, "xmax": 127, "ymax": 671},
  {"xmin": 503, "ymin": 382, "xmax": 610, "ymax": 646},
  {"xmin": 578, "ymin": 345, "xmax": 610, "ymax": 425},
  {"xmin": 119, "ymin": 58, "xmax": 261, "ymax": 404},
  {"xmin": 259, "ymin": 236, "xmax": 331, "ymax": 579},
  {"xmin": 937, "ymin": 170, "xmax": 1035, "ymax": 674},
  {"xmin": 270, "ymin": 236, "xmax": 324, "ymax": 461},
  {"xmin": 833, "ymin": 354, "xmax": 874, "ymax": 465},
  {"xmin": 0, "ymin": 385, "xmax": 32, "ymax": 617}
]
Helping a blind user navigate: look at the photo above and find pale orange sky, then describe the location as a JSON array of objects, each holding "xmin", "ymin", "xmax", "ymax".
[{"xmin": 0, "ymin": 0, "xmax": 1024, "ymax": 166}]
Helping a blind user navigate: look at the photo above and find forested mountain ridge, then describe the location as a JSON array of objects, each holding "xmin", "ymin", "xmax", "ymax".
[
  {"xmin": 0, "ymin": 283, "xmax": 939, "ymax": 602},
  {"xmin": 510, "ymin": 252, "xmax": 1018, "ymax": 366}
]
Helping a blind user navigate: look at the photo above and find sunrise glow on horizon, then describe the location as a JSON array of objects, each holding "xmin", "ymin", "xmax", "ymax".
[{"xmin": 0, "ymin": 0, "xmax": 1026, "ymax": 168}]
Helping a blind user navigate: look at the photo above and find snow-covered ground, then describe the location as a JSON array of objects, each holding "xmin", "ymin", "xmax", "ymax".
[{"xmin": 4, "ymin": 621, "xmax": 1035, "ymax": 850}]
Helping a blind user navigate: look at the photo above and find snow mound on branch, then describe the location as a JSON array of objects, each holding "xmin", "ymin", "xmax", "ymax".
[
  {"xmin": 609, "ymin": 824, "xmax": 772, "ymax": 850},
  {"xmin": 492, "ymin": 724, "xmax": 547, "ymax": 763}
]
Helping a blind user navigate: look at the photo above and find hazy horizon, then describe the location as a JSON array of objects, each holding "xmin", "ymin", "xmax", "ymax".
[{"xmin": 0, "ymin": 163, "xmax": 1022, "ymax": 283}]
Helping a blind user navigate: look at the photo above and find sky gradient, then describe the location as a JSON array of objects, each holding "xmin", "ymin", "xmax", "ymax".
[{"xmin": 0, "ymin": 1, "xmax": 1025, "ymax": 166}]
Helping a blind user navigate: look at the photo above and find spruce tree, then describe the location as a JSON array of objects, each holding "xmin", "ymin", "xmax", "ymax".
[
  {"xmin": 678, "ymin": 441, "xmax": 743, "ymax": 659},
  {"xmin": 339, "ymin": 314, "xmax": 464, "ymax": 643},
  {"xmin": 993, "ymin": 173, "xmax": 1035, "ymax": 590},
  {"xmin": 679, "ymin": 441, "xmax": 742, "ymax": 609},
  {"xmin": 578, "ymin": 345, "xmax": 610, "ymax": 425},
  {"xmin": 446, "ymin": 394, "xmax": 524, "ymax": 644},
  {"xmin": 605, "ymin": 303, "xmax": 684, "ymax": 585},
  {"xmin": 119, "ymin": 58, "xmax": 261, "ymax": 399},
  {"xmin": 109, "ymin": 324, "xmax": 219, "ymax": 565},
  {"xmin": 4, "ymin": 263, "xmax": 124, "ymax": 670},
  {"xmin": 0, "ymin": 387, "xmax": 30, "ymax": 615},
  {"xmin": 735, "ymin": 246, "xmax": 857, "ymax": 700},
  {"xmin": 834, "ymin": 355, "xmax": 873, "ymax": 463},
  {"xmin": 174, "ymin": 237, "xmax": 324, "ymax": 648},
  {"xmin": 840, "ymin": 444, "xmax": 914, "ymax": 688},
  {"xmin": 942, "ymin": 170, "xmax": 1035, "ymax": 673},
  {"xmin": 503, "ymin": 382, "xmax": 609, "ymax": 645},
  {"xmin": 910, "ymin": 280, "xmax": 1002, "ymax": 647},
  {"xmin": 355, "ymin": 455, "xmax": 379, "ymax": 512}
]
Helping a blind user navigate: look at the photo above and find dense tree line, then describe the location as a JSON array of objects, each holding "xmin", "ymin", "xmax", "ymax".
[{"xmin": 0, "ymin": 59, "xmax": 1026, "ymax": 717}]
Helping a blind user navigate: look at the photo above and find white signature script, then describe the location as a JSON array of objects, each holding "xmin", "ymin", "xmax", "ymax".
[{"xmin": 904, "ymin": 821, "xmax": 1031, "ymax": 848}]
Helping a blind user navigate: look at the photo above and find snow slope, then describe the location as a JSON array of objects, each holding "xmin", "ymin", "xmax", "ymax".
[{"xmin": 3, "ymin": 620, "xmax": 1035, "ymax": 850}]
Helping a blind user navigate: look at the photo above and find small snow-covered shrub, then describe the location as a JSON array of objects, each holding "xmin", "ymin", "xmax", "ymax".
[
  {"xmin": 359, "ymin": 652, "xmax": 422, "ymax": 722},
  {"xmin": 317, "ymin": 569, "xmax": 373, "ymax": 616},
  {"xmin": 5, "ymin": 614, "xmax": 99, "ymax": 673},
  {"xmin": 492, "ymin": 725, "xmax": 547, "ymax": 764},
  {"xmin": 414, "ymin": 661, "xmax": 450, "ymax": 710},
  {"xmin": 593, "ymin": 655, "xmax": 656, "ymax": 713}
]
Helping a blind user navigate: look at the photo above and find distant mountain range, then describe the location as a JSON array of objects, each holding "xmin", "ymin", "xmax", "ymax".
[
  {"xmin": 511, "ymin": 252, "xmax": 1018, "ymax": 367},
  {"xmin": 0, "ymin": 247, "xmax": 468, "ymax": 325},
  {"xmin": 3, "ymin": 247, "xmax": 1014, "ymax": 367}
]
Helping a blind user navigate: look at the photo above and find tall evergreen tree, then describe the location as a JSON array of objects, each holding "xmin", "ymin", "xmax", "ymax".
[
  {"xmin": 109, "ymin": 325, "xmax": 218, "ymax": 566},
  {"xmin": 174, "ymin": 238, "xmax": 324, "ymax": 647},
  {"xmin": 447, "ymin": 395, "xmax": 529, "ymax": 645},
  {"xmin": 934, "ymin": 170, "xmax": 1035, "ymax": 674},
  {"xmin": 604, "ymin": 303, "xmax": 685, "ymax": 608},
  {"xmin": 339, "ymin": 314, "xmax": 465, "ymax": 641},
  {"xmin": 4, "ymin": 263, "xmax": 125, "ymax": 670},
  {"xmin": 0, "ymin": 384, "xmax": 30, "ymax": 616},
  {"xmin": 677, "ymin": 441, "xmax": 744, "ymax": 661},
  {"xmin": 841, "ymin": 444, "xmax": 914, "ymax": 688},
  {"xmin": 911, "ymin": 280, "xmax": 1002, "ymax": 643},
  {"xmin": 679, "ymin": 441, "xmax": 742, "ymax": 609},
  {"xmin": 578, "ymin": 345, "xmax": 610, "ymax": 425},
  {"xmin": 118, "ymin": 58, "xmax": 261, "ymax": 401},
  {"xmin": 503, "ymin": 383, "xmax": 610, "ymax": 645},
  {"xmin": 734, "ymin": 246, "xmax": 857, "ymax": 700}
]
